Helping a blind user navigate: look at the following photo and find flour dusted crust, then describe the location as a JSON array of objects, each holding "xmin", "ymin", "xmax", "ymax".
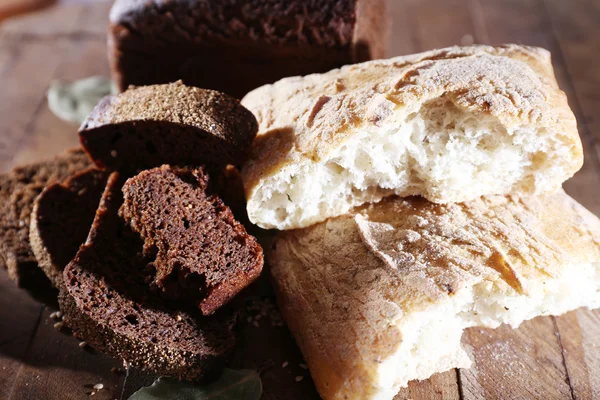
[
  {"xmin": 270, "ymin": 190, "xmax": 600, "ymax": 400},
  {"xmin": 242, "ymin": 45, "xmax": 583, "ymax": 230}
]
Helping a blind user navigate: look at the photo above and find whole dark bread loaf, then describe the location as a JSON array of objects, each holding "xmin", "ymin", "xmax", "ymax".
[
  {"xmin": 79, "ymin": 81, "xmax": 258, "ymax": 172},
  {"xmin": 120, "ymin": 165, "xmax": 264, "ymax": 316},
  {"xmin": 108, "ymin": 0, "xmax": 389, "ymax": 97},
  {"xmin": 0, "ymin": 148, "xmax": 91, "ymax": 290},
  {"xmin": 60, "ymin": 172, "xmax": 237, "ymax": 381},
  {"xmin": 30, "ymin": 168, "xmax": 109, "ymax": 289}
]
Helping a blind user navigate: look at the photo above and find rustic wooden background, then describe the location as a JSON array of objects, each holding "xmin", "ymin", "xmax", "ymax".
[{"xmin": 0, "ymin": 0, "xmax": 599, "ymax": 399}]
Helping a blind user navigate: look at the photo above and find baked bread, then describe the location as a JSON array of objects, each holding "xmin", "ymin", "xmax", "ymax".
[
  {"xmin": 0, "ymin": 148, "xmax": 91, "ymax": 289},
  {"xmin": 108, "ymin": 0, "xmax": 389, "ymax": 98},
  {"xmin": 60, "ymin": 172, "xmax": 237, "ymax": 381},
  {"xmin": 270, "ymin": 190, "xmax": 600, "ymax": 400},
  {"xmin": 119, "ymin": 165, "xmax": 264, "ymax": 316},
  {"xmin": 79, "ymin": 81, "xmax": 258, "ymax": 172},
  {"xmin": 242, "ymin": 45, "xmax": 583, "ymax": 230},
  {"xmin": 30, "ymin": 168, "xmax": 109, "ymax": 289}
]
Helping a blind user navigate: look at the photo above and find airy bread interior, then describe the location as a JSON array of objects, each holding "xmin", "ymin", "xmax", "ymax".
[
  {"xmin": 249, "ymin": 99, "xmax": 574, "ymax": 230},
  {"xmin": 378, "ymin": 261, "xmax": 600, "ymax": 397}
]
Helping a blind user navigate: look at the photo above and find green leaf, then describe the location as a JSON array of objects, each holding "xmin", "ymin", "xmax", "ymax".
[
  {"xmin": 128, "ymin": 369, "xmax": 262, "ymax": 400},
  {"xmin": 47, "ymin": 76, "xmax": 116, "ymax": 125}
]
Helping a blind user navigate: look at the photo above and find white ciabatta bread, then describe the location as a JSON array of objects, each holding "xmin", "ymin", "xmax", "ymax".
[
  {"xmin": 270, "ymin": 190, "xmax": 600, "ymax": 400},
  {"xmin": 242, "ymin": 45, "xmax": 583, "ymax": 230}
]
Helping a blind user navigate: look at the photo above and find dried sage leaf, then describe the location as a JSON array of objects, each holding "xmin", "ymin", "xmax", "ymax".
[
  {"xmin": 47, "ymin": 76, "xmax": 116, "ymax": 124},
  {"xmin": 128, "ymin": 369, "xmax": 262, "ymax": 400}
]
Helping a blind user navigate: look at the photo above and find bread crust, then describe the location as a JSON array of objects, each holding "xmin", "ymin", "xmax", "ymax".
[
  {"xmin": 79, "ymin": 81, "xmax": 258, "ymax": 171},
  {"xmin": 242, "ymin": 45, "xmax": 583, "ymax": 218},
  {"xmin": 30, "ymin": 167, "xmax": 109, "ymax": 289},
  {"xmin": 108, "ymin": 0, "xmax": 388, "ymax": 96},
  {"xmin": 270, "ymin": 190, "xmax": 600, "ymax": 400},
  {"xmin": 0, "ymin": 148, "xmax": 91, "ymax": 289}
]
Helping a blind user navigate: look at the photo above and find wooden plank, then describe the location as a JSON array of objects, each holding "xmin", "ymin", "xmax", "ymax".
[
  {"xmin": 0, "ymin": 270, "xmax": 44, "ymax": 397},
  {"xmin": 401, "ymin": 0, "xmax": 481, "ymax": 50},
  {"xmin": 543, "ymin": 0, "xmax": 600, "ymax": 213},
  {"xmin": 12, "ymin": 38, "xmax": 109, "ymax": 166},
  {"xmin": 0, "ymin": 1, "xmax": 108, "ymax": 39},
  {"xmin": 554, "ymin": 310, "xmax": 600, "ymax": 399},
  {"xmin": 387, "ymin": 0, "xmax": 417, "ymax": 57},
  {"xmin": 0, "ymin": 38, "xmax": 70, "ymax": 172},
  {"xmin": 8, "ymin": 308, "xmax": 125, "ymax": 400},
  {"xmin": 541, "ymin": 3, "xmax": 600, "ymax": 398},
  {"xmin": 460, "ymin": 318, "xmax": 573, "ymax": 400}
]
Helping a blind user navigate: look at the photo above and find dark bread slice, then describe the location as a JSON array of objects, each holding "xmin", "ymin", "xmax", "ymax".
[
  {"xmin": 60, "ymin": 172, "xmax": 237, "ymax": 381},
  {"xmin": 79, "ymin": 81, "xmax": 258, "ymax": 172},
  {"xmin": 30, "ymin": 168, "xmax": 109, "ymax": 289},
  {"xmin": 119, "ymin": 165, "xmax": 264, "ymax": 316},
  {"xmin": 0, "ymin": 148, "xmax": 91, "ymax": 289}
]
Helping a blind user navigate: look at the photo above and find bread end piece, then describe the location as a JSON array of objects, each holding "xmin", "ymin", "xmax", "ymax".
[{"xmin": 79, "ymin": 81, "xmax": 257, "ymax": 172}]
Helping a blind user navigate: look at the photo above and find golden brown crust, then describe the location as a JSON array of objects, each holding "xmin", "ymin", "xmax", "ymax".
[
  {"xmin": 270, "ymin": 190, "xmax": 600, "ymax": 400},
  {"xmin": 241, "ymin": 45, "xmax": 582, "ymax": 196}
]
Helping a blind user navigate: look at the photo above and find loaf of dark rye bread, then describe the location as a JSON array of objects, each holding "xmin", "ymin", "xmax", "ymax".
[
  {"xmin": 108, "ymin": 0, "xmax": 389, "ymax": 97},
  {"xmin": 60, "ymin": 171, "xmax": 237, "ymax": 381},
  {"xmin": 79, "ymin": 81, "xmax": 258, "ymax": 173},
  {"xmin": 30, "ymin": 168, "xmax": 109, "ymax": 289},
  {"xmin": 0, "ymin": 148, "xmax": 91, "ymax": 290},
  {"xmin": 120, "ymin": 165, "xmax": 264, "ymax": 316}
]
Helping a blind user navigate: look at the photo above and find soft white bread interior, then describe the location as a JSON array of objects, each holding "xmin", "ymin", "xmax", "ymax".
[
  {"xmin": 269, "ymin": 190, "xmax": 600, "ymax": 400},
  {"xmin": 242, "ymin": 45, "xmax": 583, "ymax": 230}
]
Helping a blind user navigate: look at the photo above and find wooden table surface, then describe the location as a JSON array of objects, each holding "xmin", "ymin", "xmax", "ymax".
[{"xmin": 1, "ymin": 1, "xmax": 599, "ymax": 399}]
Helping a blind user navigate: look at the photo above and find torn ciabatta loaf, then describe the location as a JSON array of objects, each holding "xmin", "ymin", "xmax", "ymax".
[
  {"xmin": 30, "ymin": 168, "xmax": 109, "ymax": 289},
  {"xmin": 119, "ymin": 165, "xmax": 264, "ymax": 316},
  {"xmin": 79, "ymin": 81, "xmax": 258, "ymax": 172},
  {"xmin": 60, "ymin": 172, "xmax": 237, "ymax": 381},
  {"xmin": 242, "ymin": 45, "xmax": 583, "ymax": 230},
  {"xmin": 270, "ymin": 190, "xmax": 600, "ymax": 400},
  {"xmin": 0, "ymin": 148, "xmax": 91, "ymax": 289},
  {"xmin": 108, "ymin": 0, "xmax": 388, "ymax": 97}
]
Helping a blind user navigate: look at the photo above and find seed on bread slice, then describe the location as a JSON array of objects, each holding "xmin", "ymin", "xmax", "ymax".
[
  {"xmin": 60, "ymin": 171, "xmax": 237, "ymax": 381},
  {"xmin": 79, "ymin": 81, "xmax": 258, "ymax": 173},
  {"xmin": 30, "ymin": 168, "xmax": 109, "ymax": 289},
  {"xmin": 0, "ymin": 148, "xmax": 91, "ymax": 290},
  {"xmin": 119, "ymin": 165, "xmax": 264, "ymax": 316}
]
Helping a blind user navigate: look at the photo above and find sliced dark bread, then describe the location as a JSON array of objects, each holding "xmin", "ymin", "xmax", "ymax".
[
  {"xmin": 79, "ymin": 81, "xmax": 258, "ymax": 173},
  {"xmin": 119, "ymin": 165, "xmax": 264, "ymax": 316},
  {"xmin": 30, "ymin": 168, "xmax": 109, "ymax": 289},
  {"xmin": 0, "ymin": 148, "xmax": 91, "ymax": 290},
  {"xmin": 60, "ymin": 172, "xmax": 237, "ymax": 381}
]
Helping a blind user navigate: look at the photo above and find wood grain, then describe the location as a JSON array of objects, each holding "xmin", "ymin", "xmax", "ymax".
[
  {"xmin": 8, "ymin": 307, "xmax": 125, "ymax": 400},
  {"xmin": 460, "ymin": 318, "xmax": 572, "ymax": 400}
]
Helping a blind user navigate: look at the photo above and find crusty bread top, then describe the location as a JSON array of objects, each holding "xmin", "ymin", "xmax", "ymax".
[
  {"xmin": 270, "ymin": 190, "xmax": 600, "ymax": 399},
  {"xmin": 272, "ymin": 189, "xmax": 600, "ymax": 323},
  {"xmin": 81, "ymin": 81, "xmax": 257, "ymax": 148},
  {"xmin": 110, "ymin": 0, "xmax": 359, "ymax": 47},
  {"xmin": 241, "ymin": 45, "xmax": 582, "ymax": 192}
]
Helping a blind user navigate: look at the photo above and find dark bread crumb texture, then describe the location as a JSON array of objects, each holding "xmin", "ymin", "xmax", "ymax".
[
  {"xmin": 120, "ymin": 165, "xmax": 264, "ymax": 316},
  {"xmin": 0, "ymin": 148, "xmax": 91, "ymax": 289},
  {"xmin": 108, "ymin": 0, "xmax": 388, "ymax": 96},
  {"xmin": 79, "ymin": 81, "xmax": 258, "ymax": 172},
  {"xmin": 30, "ymin": 168, "xmax": 110, "ymax": 289},
  {"xmin": 61, "ymin": 172, "xmax": 237, "ymax": 382}
]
